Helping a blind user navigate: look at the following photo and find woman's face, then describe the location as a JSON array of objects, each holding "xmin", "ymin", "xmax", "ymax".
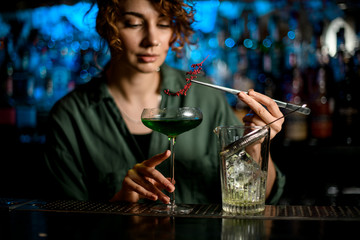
[{"xmin": 115, "ymin": 0, "xmax": 173, "ymax": 73}]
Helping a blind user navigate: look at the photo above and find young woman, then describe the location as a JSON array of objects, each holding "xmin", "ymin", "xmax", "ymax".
[{"xmin": 44, "ymin": 0, "xmax": 285, "ymax": 204}]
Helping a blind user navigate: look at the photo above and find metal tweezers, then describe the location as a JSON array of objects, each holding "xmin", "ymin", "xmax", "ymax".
[{"xmin": 191, "ymin": 79, "xmax": 311, "ymax": 115}]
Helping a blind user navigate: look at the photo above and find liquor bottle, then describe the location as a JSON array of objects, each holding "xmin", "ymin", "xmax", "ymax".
[
  {"xmin": 0, "ymin": 38, "xmax": 16, "ymax": 127},
  {"xmin": 333, "ymin": 53, "xmax": 360, "ymax": 145},
  {"xmin": 283, "ymin": 52, "xmax": 308, "ymax": 143},
  {"xmin": 0, "ymin": 38, "xmax": 17, "ymax": 145},
  {"xmin": 12, "ymin": 47, "xmax": 37, "ymax": 134},
  {"xmin": 332, "ymin": 29, "xmax": 360, "ymax": 145},
  {"xmin": 309, "ymin": 50, "xmax": 334, "ymax": 141},
  {"xmin": 261, "ymin": 53, "xmax": 277, "ymax": 99}
]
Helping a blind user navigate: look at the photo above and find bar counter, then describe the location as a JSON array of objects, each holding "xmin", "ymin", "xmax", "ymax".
[{"xmin": 1, "ymin": 199, "xmax": 360, "ymax": 239}]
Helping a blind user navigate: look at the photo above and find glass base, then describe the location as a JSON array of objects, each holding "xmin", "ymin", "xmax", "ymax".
[
  {"xmin": 151, "ymin": 203, "xmax": 193, "ymax": 215},
  {"xmin": 222, "ymin": 202, "xmax": 265, "ymax": 215}
]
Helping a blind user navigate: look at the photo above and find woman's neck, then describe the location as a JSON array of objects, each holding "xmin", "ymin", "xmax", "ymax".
[
  {"xmin": 105, "ymin": 60, "xmax": 162, "ymax": 134},
  {"xmin": 106, "ymin": 61, "xmax": 161, "ymax": 102}
]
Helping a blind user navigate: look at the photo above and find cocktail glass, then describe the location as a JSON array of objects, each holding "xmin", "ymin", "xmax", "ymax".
[{"xmin": 141, "ymin": 107, "xmax": 203, "ymax": 214}]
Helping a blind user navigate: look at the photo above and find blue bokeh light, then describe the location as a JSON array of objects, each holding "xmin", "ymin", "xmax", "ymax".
[
  {"xmin": 30, "ymin": 2, "xmax": 100, "ymax": 46},
  {"xmin": 80, "ymin": 41, "xmax": 90, "ymax": 51},
  {"xmin": 80, "ymin": 69, "xmax": 89, "ymax": 80},
  {"xmin": 262, "ymin": 38, "xmax": 272, "ymax": 48},
  {"xmin": 33, "ymin": 87, "xmax": 44, "ymax": 101},
  {"xmin": 192, "ymin": 1, "xmax": 219, "ymax": 33},
  {"xmin": 71, "ymin": 41, "xmax": 80, "ymax": 52},
  {"xmin": 47, "ymin": 40, "xmax": 56, "ymax": 49},
  {"xmin": 189, "ymin": 49, "xmax": 202, "ymax": 62},
  {"xmin": 225, "ymin": 38, "xmax": 236, "ymax": 48},
  {"xmin": 253, "ymin": 1, "xmax": 273, "ymax": 16},
  {"xmin": 247, "ymin": 21, "xmax": 257, "ymax": 32},
  {"xmin": 208, "ymin": 38, "xmax": 218, "ymax": 48},
  {"xmin": 243, "ymin": 39, "xmax": 253, "ymax": 49},
  {"xmin": 287, "ymin": 30, "xmax": 296, "ymax": 40},
  {"xmin": 218, "ymin": 1, "xmax": 242, "ymax": 20}
]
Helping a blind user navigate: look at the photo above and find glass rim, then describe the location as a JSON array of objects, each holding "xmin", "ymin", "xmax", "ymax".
[
  {"xmin": 142, "ymin": 106, "xmax": 202, "ymax": 111},
  {"xmin": 214, "ymin": 125, "xmax": 270, "ymax": 131}
]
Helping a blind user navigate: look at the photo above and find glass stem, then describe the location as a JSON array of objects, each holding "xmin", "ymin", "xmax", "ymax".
[{"xmin": 169, "ymin": 137, "xmax": 176, "ymax": 209}]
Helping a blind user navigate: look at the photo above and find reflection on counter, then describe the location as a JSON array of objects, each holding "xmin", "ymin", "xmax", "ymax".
[{"xmin": 222, "ymin": 218, "xmax": 268, "ymax": 240}]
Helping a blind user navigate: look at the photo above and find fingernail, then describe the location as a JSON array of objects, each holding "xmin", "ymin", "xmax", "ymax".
[
  {"xmin": 150, "ymin": 194, "xmax": 158, "ymax": 201},
  {"xmin": 162, "ymin": 196, "xmax": 170, "ymax": 204},
  {"xmin": 167, "ymin": 185, "xmax": 175, "ymax": 192},
  {"xmin": 238, "ymin": 92, "xmax": 245, "ymax": 99}
]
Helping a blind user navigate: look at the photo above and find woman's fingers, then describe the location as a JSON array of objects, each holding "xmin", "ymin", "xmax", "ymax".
[
  {"xmin": 247, "ymin": 89, "xmax": 283, "ymax": 118},
  {"xmin": 143, "ymin": 150, "xmax": 171, "ymax": 168},
  {"xmin": 113, "ymin": 151, "xmax": 174, "ymax": 204},
  {"xmin": 238, "ymin": 92, "xmax": 272, "ymax": 124},
  {"xmin": 238, "ymin": 90, "xmax": 282, "ymax": 124},
  {"xmin": 139, "ymin": 150, "xmax": 174, "ymax": 192},
  {"xmin": 238, "ymin": 90, "xmax": 284, "ymax": 137},
  {"xmin": 124, "ymin": 169, "xmax": 171, "ymax": 204},
  {"xmin": 122, "ymin": 172, "xmax": 157, "ymax": 201},
  {"xmin": 242, "ymin": 112, "xmax": 264, "ymax": 126},
  {"xmin": 123, "ymin": 150, "xmax": 175, "ymax": 204},
  {"xmin": 117, "ymin": 150, "xmax": 175, "ymax": 204},
  {"xmin": 134, "ymin": 164, "xmax": 175, "ymax": 193}
]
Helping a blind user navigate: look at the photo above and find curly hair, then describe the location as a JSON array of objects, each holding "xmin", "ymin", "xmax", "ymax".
[{"xmin": 95, "ymin": 0, "xmax": 196, "ymax": 56}]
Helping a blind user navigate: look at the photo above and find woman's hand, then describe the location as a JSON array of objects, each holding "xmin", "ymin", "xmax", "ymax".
[
  {"xmin": 110, "ymin": 150, "xmax": 175, "ymax": 204},
  {"xmin": 237, "ymin": 89, "xmax": 283, "ymax": 198},
  {"xmin": 237, "ymin": 89, "xmax": 284, "ymax": 139}
]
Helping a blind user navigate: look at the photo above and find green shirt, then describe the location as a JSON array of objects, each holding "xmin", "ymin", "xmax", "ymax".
[{"xmin": 44, "ymin": 64, "xmax": 285, "ymax": 204}]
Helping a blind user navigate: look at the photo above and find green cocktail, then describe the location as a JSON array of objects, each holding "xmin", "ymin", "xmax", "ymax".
[
  {"xmin": 142, "ymin": 118, "xmax": 202, "ymax": 138},
  {"xmin": 141, "ymin": 107, "xmax": 203, "ymax": 214}
]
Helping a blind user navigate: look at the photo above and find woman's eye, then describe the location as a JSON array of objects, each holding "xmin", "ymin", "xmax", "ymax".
[
  {"xmin": 158, "ymin": 24, "xmax": 171, "ymax": 28},
  {"xmin": 124, "ymin": 22, "xmax": 142, "ymax": 28},
  {"xmin": 158, "ymin": 21, "xmax": 171, "ymax": 28}
]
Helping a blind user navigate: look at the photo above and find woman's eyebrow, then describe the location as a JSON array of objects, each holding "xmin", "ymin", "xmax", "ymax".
[
  {"xmin": 121, "ymin": 12, "xmax": 167, "ymax": 19},
  {"xmin": 121, "ymin": 12, "xmax": 144, "ymax": 18}
]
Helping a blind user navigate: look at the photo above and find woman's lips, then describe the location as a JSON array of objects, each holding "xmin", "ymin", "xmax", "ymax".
[{"xmin": 138, "ymin": 55, "xmax": 158, "ymax": 63}]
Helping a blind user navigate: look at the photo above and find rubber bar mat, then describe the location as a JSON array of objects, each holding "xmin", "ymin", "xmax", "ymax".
[
  {"xmin": 0, "ymin": 198, "xmax": 35, "ymax": 211},
  {"xmin": 4, "ymin": 199, "xmax": 360, "ymax": 220}
]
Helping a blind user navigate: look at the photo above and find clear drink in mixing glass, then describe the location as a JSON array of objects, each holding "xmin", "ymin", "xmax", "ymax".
[{"xmin": 214, "ymin": 125, "xmax": 270, "ymax": 214}]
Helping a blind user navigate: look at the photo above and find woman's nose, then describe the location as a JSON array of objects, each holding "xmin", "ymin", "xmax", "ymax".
[{"xmin": 142, "ymin": 25, "xmax": 161, "ymax": 47}]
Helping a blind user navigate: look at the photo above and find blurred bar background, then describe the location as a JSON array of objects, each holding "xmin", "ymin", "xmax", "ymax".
[{"xmin": 1, "ymin": 0, "xmax": 359, "ymax": 205}]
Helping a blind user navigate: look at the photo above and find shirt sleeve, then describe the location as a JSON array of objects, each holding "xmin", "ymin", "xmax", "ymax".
[{"xmin": 266, "ymin": 163, "xmax": 286, "ymax": 205}]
